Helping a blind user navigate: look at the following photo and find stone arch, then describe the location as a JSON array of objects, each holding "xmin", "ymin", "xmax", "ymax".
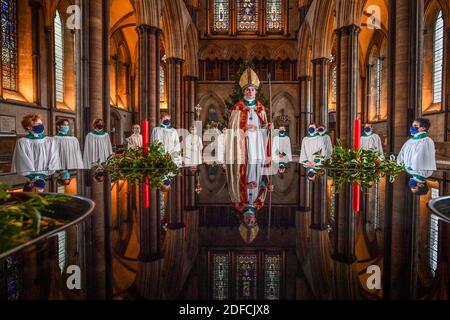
[
  {"xmin": 198, "ymin": 92, "xmax": 226, "ymax": 128},
  {"xmin": 312, "ymin": 0, "xmax": 336, "ymax": 58},
  {"xmin": 298, "ymin": 22, "xmax": 313, "ymax": 77},
  {"xmin": 223, "ymin": 44, "xmax": 248, "ymax": 60},
  {"xmin": 130, "ymin": 0, "xmax": 161, "ymax": 28},
  {"xmin": 184, "ymin": 23, "xmax": 199, "ymax": 77},
  {"xmin": 272, "ymin": 92, "xmax": 298, "ymax": 145},
  {"xmin": 249, "ymin": 44, "xmax": 272, "ymax": 60},
  {"xmin": 199, "ymin": 43, "xmax": 224, "ymax": 60},
  {"xmin": 162, "ymin": 0, "xmax": 185, "ymax": 59}
]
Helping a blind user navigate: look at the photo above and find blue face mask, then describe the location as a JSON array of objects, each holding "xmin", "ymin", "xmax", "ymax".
[
  {"xmin": 162, "ymin": 119, "xmax": 171, "ymax": 126},
  {"xmin": 364, "ymin": 127, "xmax": 372, "ymax": 134},
  {"xmin": 59, "ymin": 125, "xmax": 70, "ymax": 134},
  {"xmin": 410, "ymin": 126, "xmax": 419, "ymax": 136},
  {"xmin": 308, "ymin": 127, "xmax": 316, "ymax": 134},
  {"xmin": 32, "ymin": 124, "xmax": 45, "ymax": 134},
  {"xmin": 408, "ymin": 179, "xmax": 418, "ymax": 189},
  {"xmin": 307, "ymin": 170, "xmax": 316, "ymax": 178}
]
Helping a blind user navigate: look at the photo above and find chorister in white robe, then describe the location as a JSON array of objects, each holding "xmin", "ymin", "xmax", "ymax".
[
  {"xmin": 216, "ymin": 132, "xmax": 227, "ymax": 164},
  {"xmin": 54, "ymin": 134, "xmax": 84, "ymax": 170},
  {"xmin": 397, "ymin": 133, "xmax": 436, "ymax": 171},
  {"xmin": 83, "ymin": 131, "xmax": 113, "ymax": 169},
  {"xmin": 320, "ymin": 133, "xmax": 333, "ymax": 159},
  {"xmin": 11, "ymin": 134, "xmax": 59, "ymax": 177},
  {"xmin": 272, "ymin": 132, "xmax": 292, "ymax": 164},
  {"xmin": 183, "ymin": 133, "xmax": 203, "ymax": 166},
  {"xmin": 126, "ymin": 133, "xmax": 143, "ymax": 149},
  {"xmin": 299, "ymin": 134, "xmax": 326, "ymax": 165},
  {"xmin": 151, "ymin": 126, "xmax": 182, "ymax": 167},
  {"xmin": 361, "ymin": 133, "xmax": 383, "ymax": 154}
]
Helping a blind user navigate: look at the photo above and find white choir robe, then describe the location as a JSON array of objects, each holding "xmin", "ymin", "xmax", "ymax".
[
  {"xmin": 11, "ymin": 136, "xmax": 59, "ymax": 177},
  {"xmin": 216, "ymin": 133, "xmax": 226, "ymax": 164},
  {"xmin": 321, "ymin": 134, "xmax": 333, "ymax": 159},
  {"xmin": 183, "ymin": 134, "xmax": 203, "ymax": 166},
  {"xmin": 151, "ymin": 127, "xmax": 182, "ymax": 167},
  {"xmin": 397, "ymin": 135, "xmax": 436, "ymax": 171},
  {"xmin": 246, "ymin": 107, "xmax": 268, "ymax": 164},
  {"xmin": 272, "ymin": 134, "xmax": 293, "ymax": 164},
  {"xmin": 361, "ymin": 133, "xmax": 383, "ymax": 154},
  {"xmin": 54, "ymin": 135, "xmax": 84, "ymax": 170},
  {"xmin": 299, "ymin": 135, "xmax": 326, "ymax": 164},
  {"xmin": 126, "ymin": 134, "xmax": 143, "ymax": 149},
  {"xmin": 83, "ymin": 131, "xmax": 113, "ymax": 169}
]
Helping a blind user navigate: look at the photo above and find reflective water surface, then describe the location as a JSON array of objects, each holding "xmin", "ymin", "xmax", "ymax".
[{"xmin": 0, "ymin": 164, "xmax": 449, "ymax": 300}]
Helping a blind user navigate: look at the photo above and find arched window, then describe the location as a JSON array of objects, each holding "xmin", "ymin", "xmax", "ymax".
[
  {"xmin": 211, "ymin": 1, "xmax": 285, "ymax": 35},
  {"xmin": 238, "ymin": 0, "xmax": 258, "ymax": 32},
  {"xmin": 367, "ymin": 40, "xmax": 387, "ymax": 121},
  {"xmin": 432, "ymin": 10, "xmax": 444, "ymax": 104},
  {"xmin": 160, "ymin": 54, "xmax": 167, "ymax": 109},
  {"xmin": 213, "ymin": 0, "xmax": 229, "ymax": 32},
  {"xmin": 1, "ymin": 0, "xmax": 18, "ymax": 91},
  {"xmin": 266, "ymin": 0, "xmax": 282, "ymax": 32},
  {"xmin": 54, "ymin": 10, "xmax": 64, "ymax": 103},
  {"xmin": 331, "ymin": 66, "xmax": 337, "ymax": 104}
]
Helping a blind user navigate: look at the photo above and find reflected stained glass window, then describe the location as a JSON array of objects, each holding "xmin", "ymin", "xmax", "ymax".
[
  {"xmin": 54, "ymin": 10, "xmax": 64, "ymax": 103},
  {"xmin": 213, "ymin": 253, "xmax": 229, "ymax": 300},
  {"xmin": 236, "ymin": 254, "xmax": 257, "ymax": 300},
  {"xmin": 266, "ymin": 0, "xmax": 282, "ymax": 32},
  {"xmin": 238, "ymin": 0, "xmax": 258, "ymax": 32},
  {"xmin": 264, "ymin": 253, "xmax": 280, "ymax": 299},
  {"xmin": 213, "ymin": 0, "xmax": 229, "ymax": 32},
  {"xmin": 432, "ymin": 10, "xmax": 444, "ymax": 104},
  {"xmin": 5, "ymin": 255, "xmax": 22, "ymax": 300},
  {"xmin": 1, "ymin": 0, "xmax": 18, "ymax": 91}
]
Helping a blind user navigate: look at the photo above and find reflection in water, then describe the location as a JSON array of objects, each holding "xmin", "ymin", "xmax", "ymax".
[{"xmin": 0, "ymin": 166, "xmax": 449, "ymax": 300}]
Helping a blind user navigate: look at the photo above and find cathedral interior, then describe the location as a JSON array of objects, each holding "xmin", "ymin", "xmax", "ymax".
[{"xmin": 0, "ymin": 0, "xmax": 450, "ymax": 301}]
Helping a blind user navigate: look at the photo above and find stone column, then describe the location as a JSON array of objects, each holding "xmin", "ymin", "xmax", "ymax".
[
  {"xmin": 30, "ymin": 0, "xmax": 41, "ymax": 105},
  {"xmin": 45, "ymin": 23, "xmax": 55, "ymax": 135},
  {"xmin": 167, "ymin": 175, "xmax": 185, "ymax": 230},
  {"xmin": 336, "ymin": 25, "xmax": 360, "ymax": 147},
  {"xmin": 183, "ymin": 76, "xmax": 198, "ymax": 128},
  {"xmin": 137, "ymin": 25, "xmax": 161, "ymax": 131},
  {"xmin": 384, "ymin": 0, "xmax": 424, "ymax": 300},
  {"xmin": 311, "ymin": 58, "xmax": 329, "ymax": 126},
  {"xmin": 298, "ymin": 76, "xmax": 312, "ymax": 211},
  {"xmin": 166, "ymin": 57, "xmax": 184, "ymax": 128}
]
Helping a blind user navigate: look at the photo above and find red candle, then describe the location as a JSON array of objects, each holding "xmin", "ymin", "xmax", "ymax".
[
  {"xmin": 143, "ymin": 176, "xmax": 150, "ymax": 209},
  {"xmin": 353, "ymin": 119, "xmax": 361, "ymax": 150},
  {"xmin": 353, "ymin": 119, "xmax": 362, "ymax": 212},
  {"xmin": 142, "ymin": 119, "xmax": 149, "ymax": 154}
]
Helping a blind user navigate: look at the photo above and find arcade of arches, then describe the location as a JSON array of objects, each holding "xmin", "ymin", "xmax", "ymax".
[{"xmin": 0, "ymin": 0, "xmax": 450, "ymax": 300}]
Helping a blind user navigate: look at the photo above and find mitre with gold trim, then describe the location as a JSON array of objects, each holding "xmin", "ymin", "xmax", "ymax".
[{"xmin": 239, "ymin": 67, "xmax": 260, "ymax": 90}]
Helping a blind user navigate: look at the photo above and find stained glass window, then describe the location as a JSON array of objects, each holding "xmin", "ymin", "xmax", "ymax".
[
  {"xmin": 375, "ymin": 57, "xmax": 382, "ymax": 117},
  {"xmin": 213, "ymin": 253, "xmax": 229, "ymax": 300},
  {"xmin": 432, "ymin": 11, "xmax": 444, "ymax": 104},
  {"xmin": 1, "ymin": 0, "xmax": 18, "ymax": 91},
  {"xmin": 266, "ymin": 0, "xmax": 282, "ymax": 32},
  {"xmin": 238, "ymin": 0, "xmax": 258, "ymax": 32},
  {"xmin": 54, "ymin": 10, "xmax": 64, "ymax": 103},
  {"xmin": 264, "ymin": 253, "xmax": 280, "ymax": 299},
  {"xmin": 213, "ymin": 0, "xmax": 229, "ymax": 32},
  {"xmin": 331, "ymin": 66, "xmax": 337, "ymax": 104},
  {"xmin": 236, "ymin": 254, "xmax": 257, "ymax": 300},
  {"xmin": 160, "ymin": 54, "xmax": 166, "ymax": 104}
]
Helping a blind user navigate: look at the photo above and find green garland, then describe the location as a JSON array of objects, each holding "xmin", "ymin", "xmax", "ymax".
[
  {"xmin": 95, "ymin": 142, "xmax": 180, "ymax": 186},
  {"xmin": 0, "ymin": 183, "xmax": 70, "ymax": 253},
  {"xmin": 319, "ymin": 145, "xmax": 405, "ymax": 189}
]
